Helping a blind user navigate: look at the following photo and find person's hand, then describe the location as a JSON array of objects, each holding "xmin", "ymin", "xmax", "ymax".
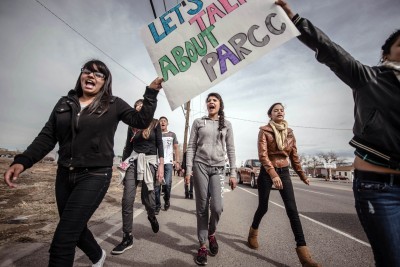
[
  {"xmin": 275, "ymin": 0, "xmax": 295, "ymax": 19},
  {"xmin": 184, "ymin": 175, "xmax": 191, "ymax": 185},
  {"xmin": 272, "ymin": 176, "xmax": 283, "ymax": 189},
  {"xmin": 157, "ymin": 164, "xmax": 164, "ymax": 183},
  {"xmin": 149, "ymin": 77, "xmax": 163, "ymax": 91},
  {"xmin": 302, "ymin": 178, "xmax": 310, "ymax": 186},
  {"xmin": 4, "ymin": 164, "xmax": 24, "ymax": 188},
  {"xmin": 229, "ymin": 177, "xmax": 237, "ymax": 190}
]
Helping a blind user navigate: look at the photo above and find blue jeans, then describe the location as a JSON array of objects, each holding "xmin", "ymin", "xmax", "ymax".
[
  {"xmin": 251, "ymin": 166, "xmax": 306, "ymax": 247},
  {"xmin": 353, "ymin": 169, "xmax": 400, "ymax": 267},
  {"xmin": 155, "ymin": 164, "xmax": 172, "ymax": 209},
  {"xmin": 49, "ymin": 166, "xmax": 112, "ymax": 267}
]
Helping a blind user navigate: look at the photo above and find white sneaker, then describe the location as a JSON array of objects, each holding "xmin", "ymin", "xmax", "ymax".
[{"xmin": 92, "ymin": 249, "xmax": 106, "ymax": 267}]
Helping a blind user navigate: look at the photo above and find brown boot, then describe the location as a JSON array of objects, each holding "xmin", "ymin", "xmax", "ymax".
[
  {"xmin": 247, "ymin": 227, "xmax": 259, "ymax": 249},
  {"xmin": 296, "ymin": 246, "xmax": 321, "ymax": 267}
]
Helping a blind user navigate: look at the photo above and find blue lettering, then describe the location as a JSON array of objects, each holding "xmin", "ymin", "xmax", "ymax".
[{"xmin": 187, "ymin": 0, "xmax": 203, "ymax": 15}]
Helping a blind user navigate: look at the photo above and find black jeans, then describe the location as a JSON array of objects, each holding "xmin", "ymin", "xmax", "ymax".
[
  {"xmin": 49, "ymin": 166, "xmax": 112, "ymax": 267},
  {"xmin": 122, "ymin": 163, "xmax": 156, "ymax": 233},
  {"xmin": 251, "ymin": 166, "xmax": 306, "ymax": 247}
]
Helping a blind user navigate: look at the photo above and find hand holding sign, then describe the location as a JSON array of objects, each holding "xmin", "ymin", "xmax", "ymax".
[{"xmin": 149, "ymin": 77, "xmax": 164, "ymax": 91}]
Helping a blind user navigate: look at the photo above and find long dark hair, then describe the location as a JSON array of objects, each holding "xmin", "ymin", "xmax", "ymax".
[
  {"xmin": 133, "ymin": 99, "xmax": 158, "ymax": 140},
  {"xmin": 206, "ymin": 92, "xmax": 225, "ymax": 131},
  {"xmin": 74, "ymin": 59, "xmax": 112, "ymax": 116}
]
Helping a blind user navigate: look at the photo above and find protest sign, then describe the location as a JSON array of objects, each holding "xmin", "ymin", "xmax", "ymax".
[{"xmin": 141, "ymin": 0, "xmax": 300, "ymax": 110}]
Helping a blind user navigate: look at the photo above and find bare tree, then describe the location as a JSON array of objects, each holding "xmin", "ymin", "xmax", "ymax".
[
  {"xmin": 317, "ymin": 151, "xmax": 338, "ymax": 163},
  {"xmin": 317, "ymin": 151, "xmax": 339, "ymax": 180},
  {"xmin": 300, "ymin": 154, "xmax": 321, "ymax": 177}
]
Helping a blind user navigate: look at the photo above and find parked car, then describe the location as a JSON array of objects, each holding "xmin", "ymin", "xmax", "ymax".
[
  {"xmin": 315, "ymin": 174, "xmax": 326, "ymax": 178},
  {"xmin": 333, "ymin": 175, "xmax": 349, "ymax": 180},
  {"xmin": 237, "ymin": 159, "xmax": 261, "ymax": 188}
]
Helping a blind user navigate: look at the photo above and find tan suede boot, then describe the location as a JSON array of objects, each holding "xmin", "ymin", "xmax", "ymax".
[
  {"xmin": 296, "ymin": 246, "xmax": 321, "ymax": 267},
  {"xmin": 247, "ymin": 227, "xmax": 259, "ymax": 249}
]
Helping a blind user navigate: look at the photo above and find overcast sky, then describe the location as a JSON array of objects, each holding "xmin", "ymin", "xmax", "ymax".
[{"xmin": 0, "ymin": 0, "xmax": 398, "ymax": 165}]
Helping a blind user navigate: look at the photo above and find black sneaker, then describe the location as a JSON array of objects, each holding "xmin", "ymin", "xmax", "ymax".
[
  {"xmin": 185, "ymin": 193, "xmax": 189, "ymax": 199},
  {"xmin": 148, "ymin": 216, "xmax": 159, "ymax": 233},
  {"xmin": 208, "ymin": 235, "xmax": 218, "ymax": 256},
  {"xmin": 111, "ymin": 232, "xmax": 133, "ymax": 255},
  {"xmin": 189, "ymin": 194, "xmax": 193, "ymax": 199},
  {"xmin": 195, "ymin": 247, "xmax": 208, "ymax": 265},
  {"xmin": 155, "ymin": 208, "xmax": 160, "ymax": 215},
  {"xmin": 164, "ymin": 200, "xmax": 170, "ymax": 211}
]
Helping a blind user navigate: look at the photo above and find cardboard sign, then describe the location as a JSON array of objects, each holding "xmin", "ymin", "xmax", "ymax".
[{"xmin": 141, "ymin": 0, "xmax": 300, "ymax": 110}]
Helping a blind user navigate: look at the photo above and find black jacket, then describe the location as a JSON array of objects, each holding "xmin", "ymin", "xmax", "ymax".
[
  {"xmin": 294, "ymin": 16, "xmax": 400, "ymax": 169},
  {"xmin": 121, "ymin": 121, "xmax": 164, "ymax": 161},
  {"xmin": 13, "ymin": 87, "xmax": 158, "ymax": 169}
]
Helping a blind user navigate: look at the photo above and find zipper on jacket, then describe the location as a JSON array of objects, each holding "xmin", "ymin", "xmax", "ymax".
[
  {"xmin": 66, "ymin": 97, "xmax": 79, "ymax": 167},
  {"xmin": 76, "ymin": 112, "xmax": 81, "ymax": 129}
]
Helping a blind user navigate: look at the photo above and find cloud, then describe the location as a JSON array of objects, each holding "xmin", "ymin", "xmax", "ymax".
[{"xmin": 0, "ymin": 0, "xmax": 398, "ymax": 166}]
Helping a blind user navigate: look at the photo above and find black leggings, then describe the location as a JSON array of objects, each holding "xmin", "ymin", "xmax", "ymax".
[{"xmin": 251, "ymin": 166, "xmax": 306, "ymax": 247}]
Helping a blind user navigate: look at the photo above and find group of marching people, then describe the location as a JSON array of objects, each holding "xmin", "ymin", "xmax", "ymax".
[{"xmin": 4, "ymin": 0, "xmax": 400, "ymax": 266}]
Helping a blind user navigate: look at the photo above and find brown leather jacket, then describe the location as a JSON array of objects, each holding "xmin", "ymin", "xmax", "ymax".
[{"xmin": 258, "ymin": 124, "xmax": 306, "ymax": 181}]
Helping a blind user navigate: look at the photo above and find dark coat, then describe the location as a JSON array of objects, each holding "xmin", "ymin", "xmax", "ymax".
[
  {"xmin": 295, "ymin": 17, "xmax": 400, "ymax": 168},
  {"xmin": 13, "ymin": 87, "xmax": 158, "ymax": 169}
]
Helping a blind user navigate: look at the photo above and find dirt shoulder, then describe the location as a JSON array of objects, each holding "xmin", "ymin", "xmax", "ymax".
[{"xmin": 0, "ymin": 158, "xmax": 124, "ymax": 247}]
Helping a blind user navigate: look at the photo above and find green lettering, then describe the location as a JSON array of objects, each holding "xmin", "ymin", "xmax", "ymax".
[
  {"xmin": 185, "ymin": 41, "xmax": 198, "ymax": 63},
  {"xmin": 159, "ymin": 55, "xmax": 179, "ymax": 82},
  {"xmin": 171, "ymin": 46, "xmax": 191, "ymax": 72},
  {"xmin": 201, "ymin": 25, "xmax": 219, "ymax": 48}
]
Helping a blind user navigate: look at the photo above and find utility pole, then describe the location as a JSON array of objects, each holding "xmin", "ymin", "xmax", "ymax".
[{"xmin": 183, "ymin": 101, "xmax": 191, "ymax": 153}]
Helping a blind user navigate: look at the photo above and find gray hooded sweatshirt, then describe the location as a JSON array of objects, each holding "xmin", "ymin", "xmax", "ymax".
[{"xmin": 186, "ymin": 116, "xmax": 236, "ymax": 178}]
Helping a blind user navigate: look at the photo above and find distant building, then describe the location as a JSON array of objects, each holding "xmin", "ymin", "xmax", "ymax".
[{"xmin": 333, "ymin": 165, "xmax": 354, "ymax": 182}]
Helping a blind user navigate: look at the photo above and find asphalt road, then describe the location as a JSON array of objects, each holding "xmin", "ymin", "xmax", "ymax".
[{"xmin": 3, "ymin": 176, "xmax": 374, "ymax": 266}]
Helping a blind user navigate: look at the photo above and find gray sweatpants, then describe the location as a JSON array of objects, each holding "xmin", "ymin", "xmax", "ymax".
[
  {"xmin": 193, "ymin": 161, "xmax": 225, "ymax": 245},
  {"xmin": 122, "ymin": 162, "xmax": 156, "ymax": 233}
]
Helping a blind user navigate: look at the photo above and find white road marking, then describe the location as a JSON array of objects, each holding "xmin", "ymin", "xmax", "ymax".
[
  {"xmin": 238, "ymin": 186, "xmax": 371, "ymax": 247},
  {"xmin": 295, "ymin": 187, "xmax": 336, "ymax": 197},
  {"xmin": 101, "ymin": 179, "xmax": 186, "ymax": 242}
]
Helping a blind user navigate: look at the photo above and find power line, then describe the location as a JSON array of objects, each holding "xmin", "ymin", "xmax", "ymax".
[
  {"xmin": 189, "ymin": 109, "xmax": 352, "ymax": 131},
  {"xmin": 163, "ymin": 0, "xmax": 167, "ymax": 12},
  {"xmin": 228, "ymin": 116, "xmax": 352, "ymax": 131},
  {"xmin": 34, "ymin": 0, "xmax": 147, "ymax": 85}
]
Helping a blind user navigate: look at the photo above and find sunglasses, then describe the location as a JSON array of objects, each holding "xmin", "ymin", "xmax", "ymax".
[{"xmin": 81, "ymin": 68, "xmax": 105, "ymax": 79}]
